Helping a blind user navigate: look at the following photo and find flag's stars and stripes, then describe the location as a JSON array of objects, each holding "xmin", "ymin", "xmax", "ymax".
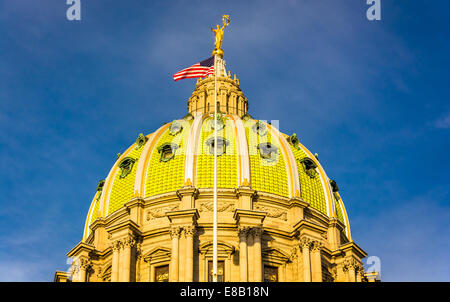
[{"xmin": 173, "ymin": 56, "xmax": 215, "ymax": 81}]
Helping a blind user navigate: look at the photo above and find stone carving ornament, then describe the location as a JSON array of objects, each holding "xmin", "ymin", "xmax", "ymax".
[
  {"xmin": 199, "ymin": 201, "xmax": 235, "ymax": 213},
  {"xmin": 146, "ymin": 204, "xmax": 179, "ymax": 221},
  {"xmin": 255, "ymin": 204, "xmax": 287, "ymax": 221}
]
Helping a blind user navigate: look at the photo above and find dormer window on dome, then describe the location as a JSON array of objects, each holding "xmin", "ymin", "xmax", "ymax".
[
  {"xmin": 330, "ymin": 180, "xmax": 340, "ymax": 201},
  {"xmin": 158, "ymin": 143, "xmax": 179, "ymax": 162},
  {"xmin": 96, "ymin": 179, "xmax": 105, "ymax": 192},
  {"xmin": 206, "ymin": 137, "xmax": 229, "ymax": 156},
  {"xmin": 330, "ymin": 180, "xmax": 339, "ymax": 192},
  {"xmin": 299, "ymin": 157, "xmax": 317, "ymax": 178},
  {"xmin": 169, "ymin": 121, "xmax": 183, "ymax": 135},
  {"xmin": 210, "ymin": 114, "xmax": 225, "ymax": 131},
  {"xmin": 118, "ymin": 157, "xmax": 136, "ymax": 178},
  {"xmin": 135, "ymin": 133, "xmax": 148, "ymax": 149},
  {"xmin": 257, "ymin": 142, "xmax": 278, "ymax": 162},
  {"xmin": 95, "ymin": 179, "xmax": 105, "ymax": 201},
  {"xmin": 252, "ymin": 121, "xmax": 267, "ymax": 136},
  {"xmin": 288, "ymin": 133, "xmax": 300, "ymax": 149}
]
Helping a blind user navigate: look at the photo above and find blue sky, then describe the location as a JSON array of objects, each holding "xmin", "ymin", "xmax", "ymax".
[{"xmin": 0, "ymin": 0, "xmax": 449, "ymax": 281}]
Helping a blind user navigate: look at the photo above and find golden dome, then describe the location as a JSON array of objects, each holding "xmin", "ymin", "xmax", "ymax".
[{"xmin": 83, "ymin": 76, "xmax": 351, "ymax": 242}]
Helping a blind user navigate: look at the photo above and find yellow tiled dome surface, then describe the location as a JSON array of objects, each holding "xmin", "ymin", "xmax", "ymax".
[
  {"xmin": 88, "ymin": 192, "xmax": 101, "ymax": 226},
  {"xmin": 335, "ymin": 195, "xmax": 345, "ymax": 224},
  {"xmin": 288, "ymin": 143, "xmax": 327, "ymax": 215},
  {"xmin": 87, "ymin": 116, "xmax": 337, "ymax": 225},
  {"xmin": 108, "ymin": 143, "xmax": 146, "ymax": 215},
  {"xmin": 145, "ymin": 120, "xmax": 191, "ymax": 197},
  {"xmin": 195, "ymin": 116, "xmax": 238, "ymax": 188},
  {"xmin": 244, "ymin": 119, "xmax": 289, "ymax": 198}
]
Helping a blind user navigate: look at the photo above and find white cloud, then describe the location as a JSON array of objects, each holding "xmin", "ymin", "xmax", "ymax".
[{"xmin": 434, "ymin": 113, "xmax": 450, "ymax": 129}]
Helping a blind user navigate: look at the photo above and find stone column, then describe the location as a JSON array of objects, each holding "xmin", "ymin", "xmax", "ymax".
[
  {"xmin": 111, "ymin": 240, "xmax": 121, "ymax": 282},
  {"xmin": 79, "ymin": 258, "xmax": 91, "ymax": 282},
  {"xmin": 299, "ymin": 237, "xmax": 312, "ymax": 282},
  {"xmin": 344, "ymin": 258, "xmax": 357, "ymax": 282},
  {"xmin": 199, "ymin": 252, "xmax": 206, "ymax": 282},
  {"xmin": 296, "ymin": 247, "xmax": 303, "ymax": 282},
  {"xmin": 247, "ymin": 229, "xmax": 254, "ymax": 281},
  {"xmin": 184, "ymin": 225, "xmax": 196, "ymax": 282},
  {"xmin": 252, "ymin": 227, "xmax": 263, "ymax": 282},
  {"xmin": 121, "ymin": 236, "xmax": 136, "ymax": 282},
  {"xmin": 311, "ymin": 240, "xmax": 323, "ymax": 282},
  {"xmin": 279, "ymin": 264, "xmax": 286, "ymax": 282},
  {"xmin": 238, "ymin": 226, "xmax": 249, "ymax": 281},
  {"xmin": 290, "ymin": 248, "xmax": 299, "ymax": 282},
  {"xmin": 150, "ymin": 265, "xmax": 155, "ymax": 282},
  {"xmin": 169, "ymin": 227, "xmax": 181, "ymax": 282},
  {"xmin": 356, "ymin": 265, "xmax": 363, "ymax": 282}
]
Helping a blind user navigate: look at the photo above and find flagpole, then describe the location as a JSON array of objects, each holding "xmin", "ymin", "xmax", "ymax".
[{"xmin": 212, "ymin": 54, "xmax": 218, "ymax": 282}]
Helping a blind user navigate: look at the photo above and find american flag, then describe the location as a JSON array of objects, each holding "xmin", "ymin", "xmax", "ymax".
[{"xmin": 173, "ymin": 56, "xmax": 214, "ymax": 81}]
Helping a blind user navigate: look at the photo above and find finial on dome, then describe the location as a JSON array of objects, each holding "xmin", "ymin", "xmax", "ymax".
[
  {"xmin": 211, "ymin": 15, "xmax": 230, "ymax": 58},
  {"xmin": 184, "ymin": 178, "xmax": 193, "ymax": 186}
]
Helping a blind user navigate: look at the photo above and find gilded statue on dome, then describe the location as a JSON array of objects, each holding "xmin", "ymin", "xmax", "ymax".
[{"xmin": 211, "ymin": 15, "xmax": 230, "ymax": 57}]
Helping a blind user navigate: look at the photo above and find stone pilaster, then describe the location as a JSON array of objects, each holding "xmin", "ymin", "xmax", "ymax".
[
  {"xmin": 327, "ymin": 218, "xmax": 345, "ymax": 251},
  {"xmin": 289, "ymin": 248, "xmax": 299, "ymax": 282},
  {"xmin": 184, "ymin": 225, "xmax": 197, "ymax": 282},
  {"xmin": 343, "ymin": 258, "xmax": 359, "ymax": 282},
  {"xmin": 311, "ymin": 240, "xmax": 323, "ymax": 282},
  {"xmin": 166, "ymin": 208, "xmax": 200, "ymax": 282},
  {"xmin": 79, "ymin": 258, "xmax": 91, "ymax": 282},
  {"xmin": 169, "ymin": 227, "xmax": 182, "ymax": 282},
  {"xmin": 252, "ymin": 227, "xmax": 263, "ymax": 282},
  {"xmin": 299, "ymin": 236, "xmax": 312, "ymax": 282},
  {"xmin": 110, "ymin": 239, "xmax": 122, "ymax": 282},
  {"xmin": 236, "ymin": 187, "xmax": 256, "ymax": 210},
  {"xmin": 356, "ymin": 263, "xmax": 364, "ymax": 282},
  {"xmin": 237, "ymin": 226, "xmax": 250, "ymax": 281},
  {"xmin": 121, "ymin": 235, "xmax": 136, "ymax": 282},
  {"xmin": 177, "ymin": 186, "xmax": 199, "ymax": 209}
]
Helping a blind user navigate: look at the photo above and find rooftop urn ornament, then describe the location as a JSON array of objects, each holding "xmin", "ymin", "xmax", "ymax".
[{"xmin": 211, "ymin": 15, "xmax": 230, "ymax": 58}]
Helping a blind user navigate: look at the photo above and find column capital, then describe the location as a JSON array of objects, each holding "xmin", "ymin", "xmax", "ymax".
[
  {"xmin": 299, "ymin": 236, "xmax": 312, "ymax": 249},
  {"xmin": 169, "ymin": 226, "xmax": 182, "ymax": 239},
  {"xmin": 122, "ymin": 235, "xmax": 137, "ymax": 248},
  {"xmin": 110, "ymin": 239, "xmax": 122, "ymax": 251},
  {"xmin": 250, "ymin": 227, "xmax": 263, "ymax": 238},
  {"xmin": 79, "ymin": 258, "xmax": 92, "ymax": 270},
  {"xmin": 343, "ymin": 257, "xmax": 360, "ymax": 271},
  {"xmin": 311, "ymin": 240, "xmax": 323, "ymax": 252},
  {"xmin": 289, "ymin": 247, "xmax": 299, "ymax": 261},
  {"xmin": 237, "ymin": 226, "xmax": 251, "ymax": 239},
  {"xmin": 183, "ymin": 225, "xmax": 197, "ymax": 237}
]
